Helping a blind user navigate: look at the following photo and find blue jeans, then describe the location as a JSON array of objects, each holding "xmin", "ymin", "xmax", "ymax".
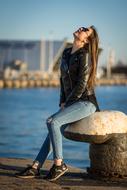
[{"xmin": 34, "ymin": 100, "xmax": 96, "ymax": 167}]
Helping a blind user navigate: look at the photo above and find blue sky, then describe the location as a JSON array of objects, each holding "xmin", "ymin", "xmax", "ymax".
[{"xmin": 0, "ymin": 0, "xmax": 127, "ymax": 66}]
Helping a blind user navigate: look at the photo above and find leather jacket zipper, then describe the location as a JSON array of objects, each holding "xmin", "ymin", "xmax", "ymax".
[
  {"xmin": 67, "ymin": 69, "xmax": 72, "ymax": 90},
  {"xmin": 65, "ymin": 56, "xmax": 72, "ymax": 90}
]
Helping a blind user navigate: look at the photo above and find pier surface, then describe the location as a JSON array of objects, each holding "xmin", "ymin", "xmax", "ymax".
[{"xmin": 0, "ymin": 157, "xmax": 127, "ymax": 190}]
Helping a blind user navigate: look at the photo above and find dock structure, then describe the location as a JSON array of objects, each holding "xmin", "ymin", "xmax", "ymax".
[{"xmin": 0, "ymin": 78, "xmax": 127, "ymax": 89}]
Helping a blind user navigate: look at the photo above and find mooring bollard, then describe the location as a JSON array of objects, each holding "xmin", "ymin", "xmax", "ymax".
[{"xmin": 63, "ymin": 110, "xmax": 127, "ymax": 178}]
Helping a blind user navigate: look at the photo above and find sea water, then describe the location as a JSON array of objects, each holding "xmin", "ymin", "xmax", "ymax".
[{"xmin": 0, "ymin": 86, "xmax": 127, "ymax": 169}]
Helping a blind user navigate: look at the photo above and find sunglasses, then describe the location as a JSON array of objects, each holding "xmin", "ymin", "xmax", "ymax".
[{"xmin": 78, "ymin": 27, "xmax": 89, "ymax": 32}]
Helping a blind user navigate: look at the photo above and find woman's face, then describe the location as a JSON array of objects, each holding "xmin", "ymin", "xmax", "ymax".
[{"xmin": 73, "ymin": 27, "xmax": 93, "ymax": 43}]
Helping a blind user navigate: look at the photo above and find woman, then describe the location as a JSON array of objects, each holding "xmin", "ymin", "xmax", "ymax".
[{"xmin": 15, "ymin": 25, "xmax": 100, "ymax": 181}]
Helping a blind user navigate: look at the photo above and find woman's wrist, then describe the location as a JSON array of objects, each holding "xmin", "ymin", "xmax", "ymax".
[{"xmin": 60, "ymin": 102, "xmax": 65, "ymax": 109}]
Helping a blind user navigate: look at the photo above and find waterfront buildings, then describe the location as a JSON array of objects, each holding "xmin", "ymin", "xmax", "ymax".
[{"xmin": 0, "ymin": 39, "xmax": 65, "ymax": 72}]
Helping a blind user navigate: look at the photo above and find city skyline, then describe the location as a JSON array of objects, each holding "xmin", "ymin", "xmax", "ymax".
[{"xmin": 0, "ymin": 0, "xmax": 127, "ymax": 66}]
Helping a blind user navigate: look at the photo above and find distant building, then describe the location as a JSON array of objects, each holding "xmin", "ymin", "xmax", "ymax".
[
  {"xmin": 0, "ymin": 40, "xmax": 64, "ymax": 72},
  {"xmin": 0, "ymin": 39, "xmax": 104, "ymax": 80}
]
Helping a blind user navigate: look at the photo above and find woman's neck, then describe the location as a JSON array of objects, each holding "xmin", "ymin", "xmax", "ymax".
[{"xmin": 71, "ymin": 40, "xmax": 85, "ymax": 54}]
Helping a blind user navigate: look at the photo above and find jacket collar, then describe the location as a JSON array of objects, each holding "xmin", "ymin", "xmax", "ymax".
[{"xmin": 65, "ymin": 45, "xmax": 88, "ymax": 57}]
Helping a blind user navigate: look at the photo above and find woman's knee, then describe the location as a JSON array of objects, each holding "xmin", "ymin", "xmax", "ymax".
[
  {"xmin": 46, "ymin": 115, "xmax": 57, "ymax": 126},
  {"xmin": 46, "ymin": 116, "xmax": 53, "ymax": 125},
  {"xmin": 46, "ymin": 115, "xmax": 60, "ymax": 130}
]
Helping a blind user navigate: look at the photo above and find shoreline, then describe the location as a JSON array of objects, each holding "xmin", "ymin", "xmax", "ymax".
[
  {"xmin": 0, "ymin": 78, "xmax": 127, "ymax": 89},
  {"xmin": 0, "ymin": 157, "xmax": 127, "ymax": 190}
]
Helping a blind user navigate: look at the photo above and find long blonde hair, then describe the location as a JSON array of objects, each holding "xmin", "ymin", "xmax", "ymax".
[{"xmin": 86, "ymin": 25, "xmax": 99, "ymax": 90}]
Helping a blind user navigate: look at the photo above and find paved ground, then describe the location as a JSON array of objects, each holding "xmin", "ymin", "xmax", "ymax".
[{"xmin": 0, "ymin": 157, "xmax": 127, "ymax": 190}]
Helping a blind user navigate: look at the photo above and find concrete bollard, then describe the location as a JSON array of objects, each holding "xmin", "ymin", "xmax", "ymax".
[
  {"xmin": 88, "ymin": 133, "xmax": 127, "ymax": 178},
  {"xmin": 35, "ymin": 80, "xmax": 42, "ymax": 87},
  {"xmin": 63, "ymin": 110, "xmax": 127, "ymax": 179},
  {"xmin": 5, "ymin": 80, "xmax": 13, "ymax": 88},
  {"xmin": 13, "ymin": 80, "xmax": 21, "ymax": 88},
  {"xmin": 42, "ymin": 79, "xmax": 49, "ymax": 87},
  {"xmin": 20, "ymin": 80, "xmax": 28, "ymax": 88},
  {"xmin": 0, "ymin": 80, "xmax": 4, "ymax": 88},
  {"xmin": 28, "ymin": 80, "xmax": 35, "ymax": 88}
]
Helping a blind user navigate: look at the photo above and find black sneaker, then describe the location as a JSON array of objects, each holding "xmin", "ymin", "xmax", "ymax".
[
  {"xmin": 43, "ymin": 162, "xmax": 68, "ymax": 181},
  {"xmin": 15, "ymin": 165, "xmax": 40, "ymax": 179}
]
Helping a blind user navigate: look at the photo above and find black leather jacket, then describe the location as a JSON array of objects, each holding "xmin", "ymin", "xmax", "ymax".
[{"xmin": 59, "ymin": 46, "xmax": 100, "ymax": 111}]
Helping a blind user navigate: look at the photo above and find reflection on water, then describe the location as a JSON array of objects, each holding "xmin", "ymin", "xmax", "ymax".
[{"xmin": 0, "ymin": 86, "xmax": 127, "ymax": 169}]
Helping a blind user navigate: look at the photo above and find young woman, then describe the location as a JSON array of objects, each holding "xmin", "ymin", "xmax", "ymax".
[{"xmin": 15, "ymin": 25, "xmax": 100, "ymax": 181}]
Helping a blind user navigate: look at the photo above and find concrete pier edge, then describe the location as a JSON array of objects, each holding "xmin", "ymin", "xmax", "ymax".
[
  {"xmin": 0, "ymin": 157, "xmax": 127, "ymax": 190},
  {"xmin": 0, "ymin": 78, "xmax": 127, "ymax": 89}
]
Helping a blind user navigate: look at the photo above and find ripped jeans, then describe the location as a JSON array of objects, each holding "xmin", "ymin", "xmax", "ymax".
[{"xmin": 34, "ymin": 100, "xmax": 96, "ymax": 167}]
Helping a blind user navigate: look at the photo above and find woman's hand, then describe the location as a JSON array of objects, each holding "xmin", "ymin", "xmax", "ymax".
[{"xmin": 60, "ymin": 103, "xmax": 65, "ymax": 109}]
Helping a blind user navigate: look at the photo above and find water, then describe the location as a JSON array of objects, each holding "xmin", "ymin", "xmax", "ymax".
[{"xmin": 0, "ymin": 86, "xmax": 127, "ymax": 169}]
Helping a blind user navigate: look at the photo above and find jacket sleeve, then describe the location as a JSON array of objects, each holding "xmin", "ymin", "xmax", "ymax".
[
  {"xmin": 65, "ymin": 52, "xmax": 89, "ymax": 105},
  {"xmin": 59, "ymin": 76, "xmax": 66, "ymax": 107}
]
